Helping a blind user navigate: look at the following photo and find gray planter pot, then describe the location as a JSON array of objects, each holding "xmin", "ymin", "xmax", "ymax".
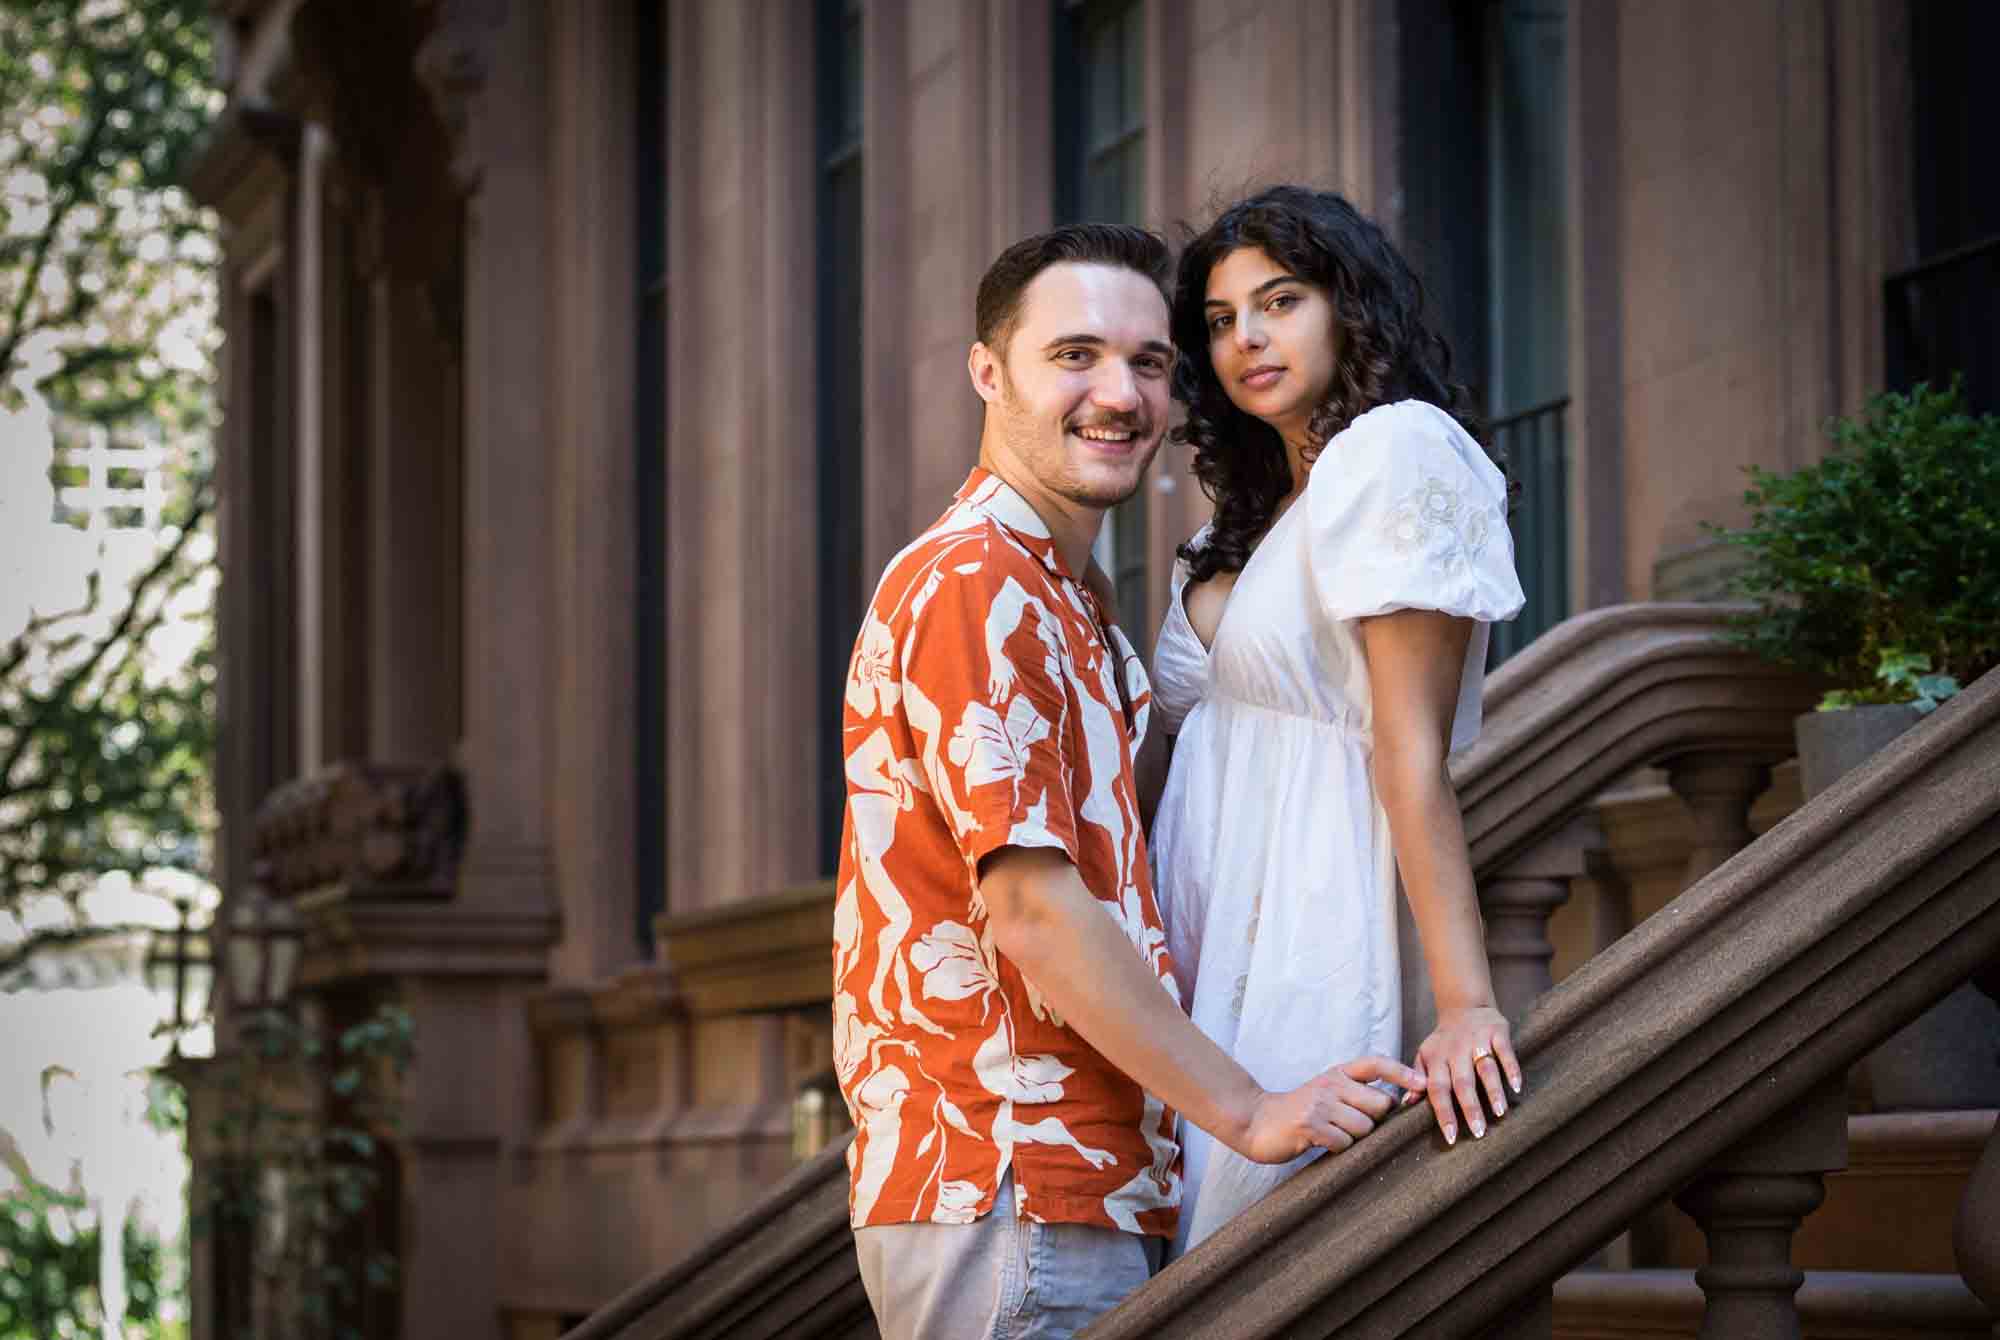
[{"xmin": 1795, "ymin": 704, "xmax": 2000, "ymax": 1110}]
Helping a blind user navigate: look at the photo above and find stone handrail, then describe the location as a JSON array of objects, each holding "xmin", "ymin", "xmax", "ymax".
[{"xmin": 558, "ymin": 604, "xmax": 1851, "ymax": 1340}]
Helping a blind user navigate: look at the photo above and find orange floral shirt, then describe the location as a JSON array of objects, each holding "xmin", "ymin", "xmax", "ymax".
[{"xmin": 833, "ymin": 468, "xmax": 1183, "ymax": 1236}]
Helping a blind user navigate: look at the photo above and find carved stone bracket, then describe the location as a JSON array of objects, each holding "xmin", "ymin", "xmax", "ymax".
[
  {"xmin": 252, "ymin": 761, "xmax": 467, "ymax": 901},
  {"xmin": 413, "ymin": 0, "xmax": 510, "ymax": 190}
]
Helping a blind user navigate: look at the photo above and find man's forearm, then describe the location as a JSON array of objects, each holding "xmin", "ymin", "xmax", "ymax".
[{"xmin": 985, "ymin": 850, "xmax": 1261, "ymax": 1149}]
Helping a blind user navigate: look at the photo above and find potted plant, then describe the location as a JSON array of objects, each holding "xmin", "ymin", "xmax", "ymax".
[{"xmin": 1711, "ymin": 378, "xmax": 2000, "ymax": 1108}]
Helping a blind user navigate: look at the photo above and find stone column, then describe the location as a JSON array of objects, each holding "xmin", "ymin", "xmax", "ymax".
[
  {"xmin": 1673, "ymin": 1078, "xmax": 1846, "ymax": 1340},
  {"xmin": 1667, "ymin": 756, "xmax": 1772, "ymax": 888},
  {"xmin": 1479, "ymin": 817, "xmax": 1603, "ymax": 1022}
]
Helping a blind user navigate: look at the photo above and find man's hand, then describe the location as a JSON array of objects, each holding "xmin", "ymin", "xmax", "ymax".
[{"xmin": 1241, "ymin": 1056, "xmax": 1425, "ymax": 1163}]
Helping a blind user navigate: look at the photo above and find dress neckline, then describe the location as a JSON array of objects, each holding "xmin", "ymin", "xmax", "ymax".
[{"xmin": 1176, "ymin": 494, "xmax": 1308, "ymax": 658}]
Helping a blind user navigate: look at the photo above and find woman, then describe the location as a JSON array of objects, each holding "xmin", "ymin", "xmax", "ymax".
[{"xmin": 1148, "ymin": 185, "xmax": 1527, "ymax": 1255}]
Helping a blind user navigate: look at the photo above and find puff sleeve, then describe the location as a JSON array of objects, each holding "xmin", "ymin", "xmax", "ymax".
[{"xmin": 1306, "ymin": 400, "xmax": 1526, "ymax": 749}]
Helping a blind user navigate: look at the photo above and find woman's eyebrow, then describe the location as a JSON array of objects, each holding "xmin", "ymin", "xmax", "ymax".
[{"xmin": 1204, "ymin": 274, "xmax": 1303, "ymax": 308}]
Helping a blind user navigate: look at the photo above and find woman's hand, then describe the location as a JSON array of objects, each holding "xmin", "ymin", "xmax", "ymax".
[{"xmin": 1410, "ymin": 1006, "xmax": 1521, "ymax": 1145}]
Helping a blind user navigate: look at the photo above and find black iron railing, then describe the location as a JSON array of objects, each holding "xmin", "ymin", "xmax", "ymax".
[
  {"xmin": 1886, "ymin": 233, "xmax": 1999, "ymax": 414},
  {"xmin": 1488, "ymin": 395, "xmax": 1569, "ymax": 666}
]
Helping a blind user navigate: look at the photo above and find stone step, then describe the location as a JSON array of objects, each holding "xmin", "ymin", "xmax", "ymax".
[
  {"xmin": 1641, "ymin": 1110, "xmax": 1995, "ymax": 1275},
  {"xmin": 1554, "ymin": 1269, "xmax": 1989, "ymax": 1340}
]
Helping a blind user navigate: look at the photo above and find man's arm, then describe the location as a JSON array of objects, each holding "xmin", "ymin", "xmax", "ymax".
[{"xmin": 980, "ymin": 845, "xmax": 1423, "ymax": 1164}]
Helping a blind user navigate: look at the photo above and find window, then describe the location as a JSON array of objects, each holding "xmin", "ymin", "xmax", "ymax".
[
  {"xmin": 816, "ymin": 0, "xmax": 866, "ymax": 874},
  {"xmin": 1401, "ymin": 0, "xmax": 1569, "ymax": 666},
  {"xmin": 635, "ymin": 0, "xmax": 668, "ymax": 945},
  {"xmin": 1055, "ymin": 0, "xmax": 1150, "ymax": 638},
  {"xmin": 1887, "ymin": 0, "xmax": 1998, "ymax": 413},
  {"xmin": 1482, "ymin": 0, "xmax": 1569, "ymax": 665}
]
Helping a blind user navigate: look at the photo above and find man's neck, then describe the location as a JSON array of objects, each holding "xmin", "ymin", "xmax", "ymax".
[{"xmin": 976, "ymin": 438, "xmax": 1103, "ymax": 579}]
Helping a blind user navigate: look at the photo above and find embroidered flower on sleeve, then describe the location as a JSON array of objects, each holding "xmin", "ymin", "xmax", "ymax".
[{"xmin": 1379, "ymin": 467, "xmax": 1496, "ymax": 577}]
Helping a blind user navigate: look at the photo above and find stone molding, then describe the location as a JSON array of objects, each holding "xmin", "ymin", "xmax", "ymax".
[
  {"xmin": 654, "ymin": 884, "xmax": 837, "ymax": 1017},
  {"xmin": 1458, "ymin": 602, "xmax": 1823, "ymax": 871}
]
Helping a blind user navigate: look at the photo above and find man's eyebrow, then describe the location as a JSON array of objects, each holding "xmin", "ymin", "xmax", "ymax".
[
  {"xmin": 1040, "ymin": 333, "xmax": 1176, "ymax": 358},
  {"xmin": 1203, "ymin": 274, "xmax": 1302, "ymax": 308}
]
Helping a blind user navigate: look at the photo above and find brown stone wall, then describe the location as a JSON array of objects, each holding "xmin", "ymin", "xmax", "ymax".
[{"xmin": 1608, "ymin": 0, "xmax": 1910, "ymax": 596}]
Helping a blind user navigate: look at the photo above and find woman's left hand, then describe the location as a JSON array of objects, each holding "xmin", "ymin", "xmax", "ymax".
[{"xmin": 1408, "ymin": 1005, "xmax": 1521, "ymax": 1145}]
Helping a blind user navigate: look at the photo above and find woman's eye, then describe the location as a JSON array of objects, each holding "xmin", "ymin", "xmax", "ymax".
[
  {"xmin": 1208, "ymin": 314, "xmax": 1232, "ymax": 334},
  {"xmin": 1268, "ymin": 292, "xmax": 1297, "ymax": 312}
]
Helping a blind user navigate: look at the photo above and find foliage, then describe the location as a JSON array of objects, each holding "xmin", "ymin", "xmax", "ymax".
[
  {"xmin": 0, "ymin": 0, "xmax": 220, "ymax": 942},
  {"xmin": 1708, "ymin": 380, "xmax": 2000, "ymax": 711},
  {"xmin": 0, "ymin": 0, "xmax": 220, "ymax": 427},
  {"xmin": 0, "ymin": 1173, "xmax": 174, "ymax": 1339},
  {"xmin": 194, "ymin": 1003, "xmax": 415, "ymax": 1340}
]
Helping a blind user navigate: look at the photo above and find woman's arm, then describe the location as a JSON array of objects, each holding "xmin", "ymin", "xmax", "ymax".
[{"xmin": 1358, "ymin": 609, "xmax": 1523, "ymax": 1144}]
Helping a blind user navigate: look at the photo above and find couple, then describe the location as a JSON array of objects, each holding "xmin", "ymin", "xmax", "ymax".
[{"xmin": 832, "ymin": 185, "xmax": 1528, "ymax": 1339}]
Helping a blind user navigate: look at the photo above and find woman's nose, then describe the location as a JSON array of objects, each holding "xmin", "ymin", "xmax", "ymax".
[{"xmin": 1233, "ymin": 314, "xmax": 1266, "ymax": 353}]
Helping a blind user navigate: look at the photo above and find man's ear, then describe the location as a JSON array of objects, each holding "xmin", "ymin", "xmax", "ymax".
[{"xmin": 968, "ymin": 341, "xmax": 1003, "ymax": 405}]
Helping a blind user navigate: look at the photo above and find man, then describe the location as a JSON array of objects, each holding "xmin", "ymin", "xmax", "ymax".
[{"xmin": 832, "ymin": 224, "xmax": 1420, "ymax": 1339}]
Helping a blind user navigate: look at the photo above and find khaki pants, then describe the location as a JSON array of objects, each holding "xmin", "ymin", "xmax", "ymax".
[{"xmin": 852, "ymin": 1172, "xmax": 1162, "ymax": 1340}]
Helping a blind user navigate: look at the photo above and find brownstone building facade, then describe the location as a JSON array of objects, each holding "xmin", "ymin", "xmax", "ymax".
[{"xmin": 185, "ymin": 1, "xmax": 1990, "ymax": 1336}]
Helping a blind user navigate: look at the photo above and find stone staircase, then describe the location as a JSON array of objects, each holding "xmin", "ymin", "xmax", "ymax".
[{"xmin": 561, "ymin": 607, "xmax": 2000, "ymax": 1339}]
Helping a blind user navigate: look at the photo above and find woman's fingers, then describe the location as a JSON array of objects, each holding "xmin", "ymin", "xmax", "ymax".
[
  {"xmin": 1494, "ymin": 1032, "xmax": 1524, "ymax": 1096},
  {"xmin": 1426, "ymin": 1064, "xmax": 1458, "ymax": 1144},
  {"xmin": 1450, "ymin": 1054, "xmax": 1485, "ymax": 1139},
  {"xmin": 1475, "ymin": 1052, "xmax": 1509, "ymax": 1117}
]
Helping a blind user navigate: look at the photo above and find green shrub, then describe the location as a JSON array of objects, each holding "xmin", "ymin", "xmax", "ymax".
[{"xmin": 1710, "ymin": 380, "xmax": 2000, "ymax": 712}]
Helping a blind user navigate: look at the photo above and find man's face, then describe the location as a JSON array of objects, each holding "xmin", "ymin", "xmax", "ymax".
[{"xmin": 970, "ymin": 262, "xmax": 1174, "ymax": 512}]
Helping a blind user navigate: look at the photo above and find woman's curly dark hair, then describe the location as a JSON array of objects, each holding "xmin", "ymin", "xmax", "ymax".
[{"xmin": 1171, "ymin": 185, "xmax": 1496, "ymax": 583}]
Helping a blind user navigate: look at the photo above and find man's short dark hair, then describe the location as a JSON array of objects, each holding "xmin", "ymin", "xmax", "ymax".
[{"xmin": 975, "ymin": 223, "xmax": 1173, "ymax": 355}]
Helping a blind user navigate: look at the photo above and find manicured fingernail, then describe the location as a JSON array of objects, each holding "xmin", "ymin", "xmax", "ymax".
[
  {"xmin": 1444, "ymin": 1124, "xmax": 1457, "ymax": 1146},
  {"xmin": 1471, "ymin": 1118, "xmax": 1486, "ymax": 1138},
  {"xmin": 1511, "ymin": 1074, "xmax": 1523, "ymax": 1095},
  {"xmin": 1494, "ymin": 1096, "xmax": 1507, "ymax": 1116}
]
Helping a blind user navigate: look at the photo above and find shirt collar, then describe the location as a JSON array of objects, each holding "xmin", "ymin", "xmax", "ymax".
[{"xmin": 956, "ymin": 467, "xmax": 1078, "ymax": 584}]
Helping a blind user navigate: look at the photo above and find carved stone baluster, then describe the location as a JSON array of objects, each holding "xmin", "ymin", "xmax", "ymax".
[
  {"xmin": 1674, "ymin": 1078, "xmax": 1846, "ymax": 1340},
  {"xmin": 1955, "ymin": 965, "xmax": 2000, "ymax": 1337},
  {"xmin": 1480, "ymin": 817, "xmax": 1603, "ymax": 1022},
  {"xmin": 1666, "ymin": 756, "xmax": 1773, "ymax": 888}
]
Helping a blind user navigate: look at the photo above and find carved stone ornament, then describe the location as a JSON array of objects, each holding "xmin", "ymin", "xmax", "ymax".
[
  {"xmin": 252, "ymin": 762, "xmax": 467, "ymax": 900},
  {"xmin": 413, "ymin": 0, "xmax": 510, "ymax": 190}
]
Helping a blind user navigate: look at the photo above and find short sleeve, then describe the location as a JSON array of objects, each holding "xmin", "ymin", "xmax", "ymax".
[
  {"xmin": 1307, "ymin": 401, "xmax": 1526, "ymax": 750},
  {"xmin": 898, "ymin": 562, "xmax": 1083, "ymax": 876}
]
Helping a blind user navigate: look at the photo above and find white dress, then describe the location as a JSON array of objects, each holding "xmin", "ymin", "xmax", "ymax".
[{"xmin": 1149, "ymin": 399, "xmax": 1525, "ymax": 1255}]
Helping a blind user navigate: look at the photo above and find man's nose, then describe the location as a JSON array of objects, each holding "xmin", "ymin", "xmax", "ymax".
[{"xmin": 1093, "ymin": 361, "xmax": 1141, "ymax": 411}]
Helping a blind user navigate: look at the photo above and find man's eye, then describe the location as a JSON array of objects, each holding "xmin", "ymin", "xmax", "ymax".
[
  {"xmin": 1058, "ymin": 349, "xmax": 1090, "ymax": 364},
  {"xmin": 1136, "ymin": 356, "xmax": 1166, "ymax": 375}
]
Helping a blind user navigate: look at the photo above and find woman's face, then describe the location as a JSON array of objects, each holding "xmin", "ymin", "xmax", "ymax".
[{"xmin": 1202, "ymin": 245, "xmax": 1340, "ymax": 449}]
